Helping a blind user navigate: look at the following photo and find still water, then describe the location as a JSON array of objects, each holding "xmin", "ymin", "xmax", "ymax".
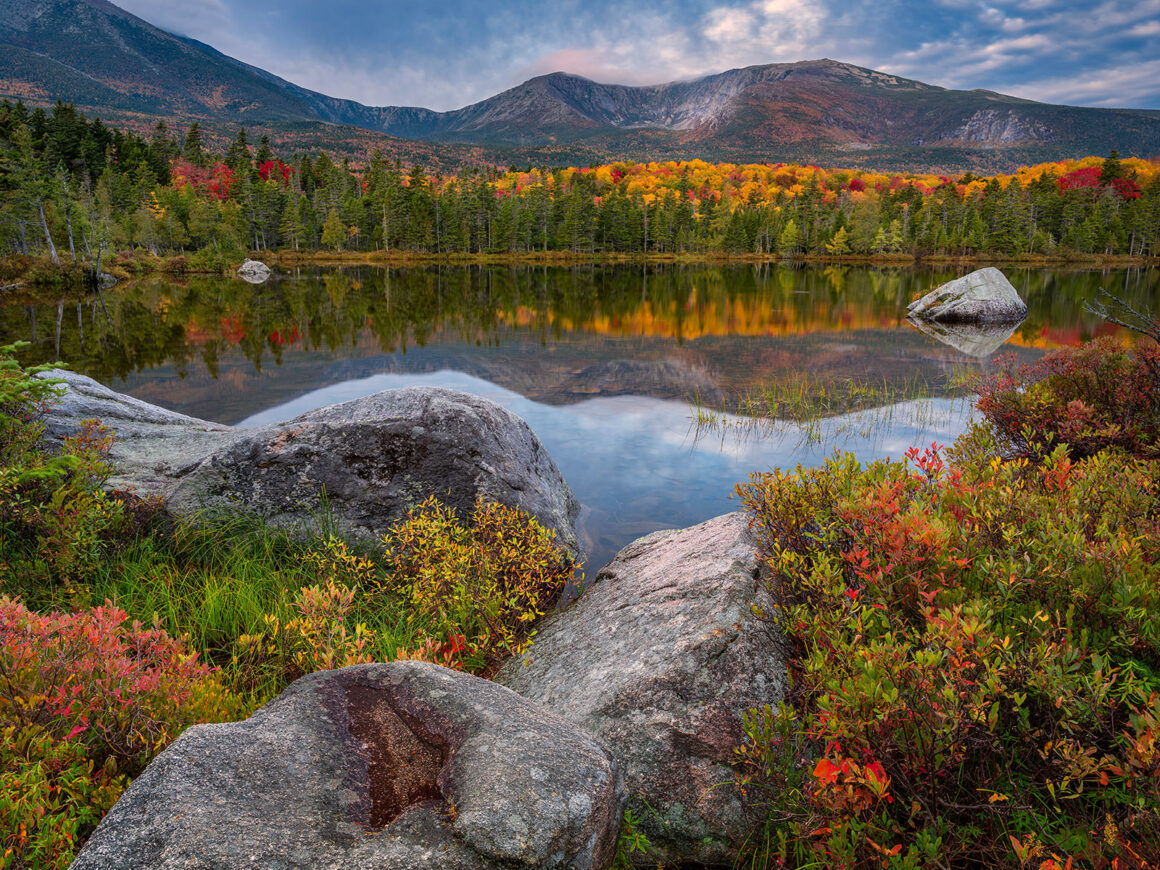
[{"xmin": 3, "ymin": 264, "xmax": 1154, "ymax": 570}]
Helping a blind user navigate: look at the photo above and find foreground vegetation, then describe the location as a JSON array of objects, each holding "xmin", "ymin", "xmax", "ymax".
[
  {"xmin": 0, "ymin": 343, "xmax": 574, "ymax": 866},
  {"xmin": 1, "ymin": 99, "xmax": 1158, "ymax": 292},
  {"xmin": 737, "ymin": 335, "xmax": 1160, "ymax": 868},
  {"xmin": 4, "ymin": 315, "xmax": 1160, "ymax": 867}
]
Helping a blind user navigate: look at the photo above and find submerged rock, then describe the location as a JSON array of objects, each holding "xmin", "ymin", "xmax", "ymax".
[
  {"xmin": 71, "ymin": 662, "xmax": 624, "ymax": 870},
  {"xmin": 498, "ymin": 512, "xmax": 786, "ymax": 866},
  {"xmin": 42, "ymin": 371, "xmax": 581, "ymax": 555},
  {"xmin": 907, "ymin": 267, "xmax": 1027, "ymax": 324},
  {"xmin": 236, "ymin": 258, "xmax": 271, "ymax": 283}
]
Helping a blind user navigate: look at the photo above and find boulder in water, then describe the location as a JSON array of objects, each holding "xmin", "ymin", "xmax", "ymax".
[{"xmin": 907, "ymin": 267, "xmax": 1027, "ymax": 324}]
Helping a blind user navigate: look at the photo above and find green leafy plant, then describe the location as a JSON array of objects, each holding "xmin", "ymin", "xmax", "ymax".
[{"xmin": 612, "ymin": 808, "xmax": 653, "ymax": 869}]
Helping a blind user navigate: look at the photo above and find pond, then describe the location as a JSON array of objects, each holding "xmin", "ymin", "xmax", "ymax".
[{"xmin": 3, "ymin": 263, "xmax": 1155, "ymax": 571}]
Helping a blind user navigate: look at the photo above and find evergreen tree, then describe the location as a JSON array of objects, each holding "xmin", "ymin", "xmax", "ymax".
[
  {"xmin": 255, "ymin": 135, "xmax": 274, "ymax": 166},
  {"xmin": 778, "ymin": 218, "xmax": 801, "ymax": 255},
  {"xmin": 1099, "ymin": 149, "xmax": 1123, "ymax": 186},
  {"xmin": 182, "ymin": 122, "xmax": 205, "ymax": 167},
  {"xmin": 225, "ymin": 128, "xmax": 251, "ymax": 171}
]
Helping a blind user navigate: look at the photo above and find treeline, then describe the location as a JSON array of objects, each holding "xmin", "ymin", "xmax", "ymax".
[{"xmin": 2, "ymin": 100, "xmax": 1160, "ymax": 265}]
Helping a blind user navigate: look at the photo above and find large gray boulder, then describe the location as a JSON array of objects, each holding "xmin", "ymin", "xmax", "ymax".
[
  {"xmin": 907, "ymin": 267, "xmax": 1028, "ymax": 324},
  {"xmin": 498, "ymin": 512, "xmax": 786, "ymax": 866},
  {"xmin": 41, "ymin": 371, "xmax": 580, "ymax": 555},
  {"xmin": 236, "ymin": 258, "xmax": 271, "ymax": 284},
  {"xmin": 72, "ymin": 662, "xmax": 625, "ymax": 870}
]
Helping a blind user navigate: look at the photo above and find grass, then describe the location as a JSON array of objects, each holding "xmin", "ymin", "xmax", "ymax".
[
  {"xmin": 7, "ymin": 510, "xmax": 418, "ymax": 708},
  {"xmin": 688, "ymin": 368, "xmax": 975, "ymax": 446}
]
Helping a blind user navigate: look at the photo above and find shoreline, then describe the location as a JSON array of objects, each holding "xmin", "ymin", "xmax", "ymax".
[{"xmin": 1, "ymin": 249, "xmax": 1156, "ymax": 296}]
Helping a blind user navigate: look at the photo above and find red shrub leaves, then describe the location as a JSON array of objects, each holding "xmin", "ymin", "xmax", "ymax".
[
  {"xmin": 0, "ymin": 598, "xmax": 229, "ymax": 771},
  {"xmin": 736, "ymin": 405, "xmax": 1160, "ymax": 868},
  {"xmin": 975, "ymin": 337, "xmax": 1160, "ymax": 460},
  {"xmin": 1, "ymin": 598, "xmax": 234, "ymax": 867}
]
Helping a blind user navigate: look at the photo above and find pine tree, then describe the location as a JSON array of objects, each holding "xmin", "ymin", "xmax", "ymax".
[
  {"xmin": 182, "ymin": 122, "xmax": 205, "ymax": 167},
  {"xmin": 255, "ymin": 135, "xmax": 274, "ymax": 166},
  {"xmin": 778, "ymin": 218, "xmax": 801, "ymax": 255},
  {"xmin": 1099, "ymin": 149, "xmax": 1123, "ymax": 186},
  {"xmin": 225, "ymin": 128, "xmax": 250, "ymax": 171}
]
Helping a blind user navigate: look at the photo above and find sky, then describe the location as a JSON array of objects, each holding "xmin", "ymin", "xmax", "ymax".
[{"xmin": 113, "ymin": 0, "xmax": 1160, "ymax": 111}]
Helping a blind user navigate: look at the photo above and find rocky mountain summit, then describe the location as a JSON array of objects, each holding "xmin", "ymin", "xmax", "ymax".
[{"xmin": 4, "ymin": 0, "xmax": 1159, "ymax": 168}]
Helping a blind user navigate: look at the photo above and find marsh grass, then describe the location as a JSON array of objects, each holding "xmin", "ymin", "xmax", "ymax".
[{"xmin": 690, "ymin": 368, "xmax": 975, "ymax": 446}]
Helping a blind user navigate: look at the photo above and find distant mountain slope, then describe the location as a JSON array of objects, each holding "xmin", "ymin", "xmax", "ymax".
[
  {"xmin": 386, "ymin": 61, "xmax": 1160, "ymax": 160},
  {"xmin": 3, "ymin": 0, "xmax": 1159, "ymax": 171}
]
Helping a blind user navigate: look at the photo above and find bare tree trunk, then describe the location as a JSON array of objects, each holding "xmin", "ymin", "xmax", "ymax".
[
  {"xmin": 38, "ymin": 201, "xmax": 60, "ymax": 264},
  {"xmin": 66, "ymin": 204, "xmax": 76, "ymax": 262}
]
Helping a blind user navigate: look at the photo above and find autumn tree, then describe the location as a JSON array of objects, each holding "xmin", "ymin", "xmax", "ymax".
[{"xmin": 321, "ymin": 207, "xmax": 346, "ymax": 250}]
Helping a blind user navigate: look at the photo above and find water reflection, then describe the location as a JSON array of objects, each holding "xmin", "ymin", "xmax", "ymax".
[
  {"xmin": 2, "ymin": 263, "xmax": 1154, "ymax": 569},
  {"xmin": 236, "ymin": 370, "xmax": 973, "ymax": 572}
]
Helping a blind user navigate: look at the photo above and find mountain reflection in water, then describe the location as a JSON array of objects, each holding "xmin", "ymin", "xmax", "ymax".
[
  {"xmin": 235, "ymin": 370, "xmax": 973, "ymax": 571},
  {"xmin": 2, "ymin": 264, "xmax": 1155, "ymax": 570}
]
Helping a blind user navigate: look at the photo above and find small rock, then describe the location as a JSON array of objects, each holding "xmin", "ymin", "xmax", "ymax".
[
  {"xmin": 236, "ymin": 258, "xmax": 271, "ymax": 284},
  {"xmin": 498, "ymin": 512, "xmax": 787, "ymax": 866},
  {"xmin": 71, "ymin": 662, "xmax": 625, "ymax": 870},
  {"xmin": 906, "ymin": 267, "xmax": 1027, "ymax": 324}
]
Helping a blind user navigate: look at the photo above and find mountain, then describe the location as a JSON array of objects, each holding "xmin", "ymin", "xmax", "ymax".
[
  {"xmin": 0, "ymin": 0, "xmax": 506, "ymax": 168},
  {"xmin": 3, "ymin": 0, "xmax": 1159, "ymax": 171}
]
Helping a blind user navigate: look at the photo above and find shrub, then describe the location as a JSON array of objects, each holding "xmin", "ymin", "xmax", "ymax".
[
  {"xmin": 0, "ymin": 726, "xmax": 124, "ymax": 869},
  {"xmin": 0, "ymin": 598, "xmax": 235, "ymax": 868},
  {"xmin": 382, "ymin": 496, "xmax": 575, "ymax": 666},
  {"xmin": 1, "ymin": 344, "xmax": 127, "ymax": 597},
  {"xmin": 0, "ymin": 598, "xmax": 234, "ymax": 772},
  {"xmin": 736, "ymin": 434, "xmax": 1160, "ymax": 869},
  {"xmin": 187, "ymin": 247, "xmax": 237, "ymax": 273},
  {"xmin": 234, "ymin": 579, "xmax": 375, "ymax": 690},
  {"xmin": 976, "ymin": 337, "xmax": 1160, "ymax": 460},
  {"xmin": 230, "ymin": 500, "xmax": 573, "ymax": 689}
]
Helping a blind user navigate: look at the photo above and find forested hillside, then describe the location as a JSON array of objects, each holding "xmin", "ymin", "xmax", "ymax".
[{"xmin": 2, "ymin": 100, "xmax": 1158, "ymax": 272}]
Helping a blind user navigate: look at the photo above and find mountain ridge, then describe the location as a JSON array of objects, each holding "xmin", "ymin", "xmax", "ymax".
[{"xmin": 2, "ymin": 0, "xmax": 1159, "ymax": 170}]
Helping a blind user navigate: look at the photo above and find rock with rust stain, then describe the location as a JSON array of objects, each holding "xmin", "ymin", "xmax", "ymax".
[
  {"xmin": 71, "ymin": 662, "xmax": 624, "ymax": 870},
  {"xmin": 497, "ymin": 512, "xmax": 787, "ymax": 866},
  {"xmin": 40, "ymin": 370, "xmax": 581, "ymax": 556}
]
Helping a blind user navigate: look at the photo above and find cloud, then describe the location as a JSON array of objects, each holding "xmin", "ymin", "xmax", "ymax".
[
  {"xmin": 114, "ymin": 0, "xmax": 233, "ymax": 41},
  {"xmin": 106, "ymin": 0, "xmax": 1160, "ymax": 111},
  {"xmin": 1002, "ymin": 58, "xmax": 1160, "ymax": 107}
]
